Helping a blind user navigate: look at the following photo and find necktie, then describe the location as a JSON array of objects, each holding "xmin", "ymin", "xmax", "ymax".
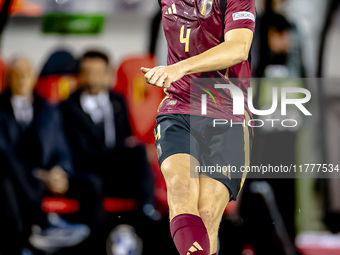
[{"xmin": 97, "ymin": 93, "xmax": 116, "ymax": 148}]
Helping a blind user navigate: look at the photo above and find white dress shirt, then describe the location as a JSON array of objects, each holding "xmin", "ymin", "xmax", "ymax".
[
  {"xmin": 80, "ymin": 92, "xmax": 116, "ymax": 148},
  {"xmin": 10, "ymin": 95, "xmax": 34, "ymax": 125}
]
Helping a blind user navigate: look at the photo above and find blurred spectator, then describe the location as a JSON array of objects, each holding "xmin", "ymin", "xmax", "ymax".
[
  {"xmin": 35, "ymin": 50, "xmax": 78, "ymax": 104},
  {"xmin": 240, "ymin": 8, "xmax": 305, "ymax": 255},
  {"xmin": 0, "ymin": 58, "xmax": 89, "ymax": 255},
  {"xmin": 60, "ymin": 50, "xmax": 155, "ymax": 213},
  {"xmin": 254, "ymin": 0, "xmax": 305, "ymax": 78}
]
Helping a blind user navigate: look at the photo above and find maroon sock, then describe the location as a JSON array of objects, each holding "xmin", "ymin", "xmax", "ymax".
[{"xmin": 170, "ymin": 213, "xmax": 210, "ymax": 255}]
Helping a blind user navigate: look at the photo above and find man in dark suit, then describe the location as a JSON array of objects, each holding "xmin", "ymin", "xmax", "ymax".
[
  {"xmin": 0, "ymin": 58, "xmax": 89, "ymax": 255},
  {"xmin": 60, "ymin": 50, "xmax": 155, "ymax": 210}
]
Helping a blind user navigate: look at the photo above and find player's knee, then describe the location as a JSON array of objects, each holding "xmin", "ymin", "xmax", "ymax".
[
  {"xmin": 199, "ymin": 208, "xmax": 216, "ymax": 222},
  {"xmin": 199, "ymin": 208, "xmax": 219, "ymax": 231},
  {"xmin": 167, "ymin": 175, "xmax": 192, "ymax": 198},
  {"xmin": 161, "ymin": 161, "xmax": 193, "ymax": 198}
]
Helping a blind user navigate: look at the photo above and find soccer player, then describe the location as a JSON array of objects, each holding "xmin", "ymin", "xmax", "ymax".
[{"xmin": 141, "ymin": 0, "xmax": 255, "ymax": 254}]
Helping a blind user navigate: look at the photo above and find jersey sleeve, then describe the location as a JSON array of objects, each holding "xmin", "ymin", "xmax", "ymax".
[{"xmin": 223, "ymin": 0, "xmax": 256, "ymax": 35}]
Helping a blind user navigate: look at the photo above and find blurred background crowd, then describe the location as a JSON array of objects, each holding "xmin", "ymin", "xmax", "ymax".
[{"xmin": 0, "ymin": 0, "xmax": 340, "ymax": 255}]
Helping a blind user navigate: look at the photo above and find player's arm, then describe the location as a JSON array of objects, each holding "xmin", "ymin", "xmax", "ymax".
[
  {"xmin": 141, "ymin": 28, "xmax": 253, "ymax": 88},
  {"xmin": 179, "ymin": 28, "xmax": 253, "ymax": 74}
]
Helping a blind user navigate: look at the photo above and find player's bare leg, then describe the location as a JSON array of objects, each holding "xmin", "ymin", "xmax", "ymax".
[
  {"xmin": 161, "ymin": 153, "xmax": 200, "ymax": 220},
  {"xmin": 161, "ymin": 153, "xmax": 210, "ymax": 255},
  {"xmin": 198, "ymin": 174, "xmax": 230, "ymax": 254}
]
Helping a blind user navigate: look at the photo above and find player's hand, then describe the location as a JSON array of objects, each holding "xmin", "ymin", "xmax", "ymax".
[
  {"xmin": 47, "ymin": 166, "xmax": 69, "ymax": 195},
  {"xmin": 141, "ymin": 64, "xmax": 185, "ymax": 88},
  {"xmin": 34, "ymin": 166, "xmax": 69, "ymax": 195}
]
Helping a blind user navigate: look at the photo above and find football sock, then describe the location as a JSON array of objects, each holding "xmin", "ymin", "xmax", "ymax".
[{"xmin": 170, "ymin": 213, "xmax": 210, "ymax": 255}]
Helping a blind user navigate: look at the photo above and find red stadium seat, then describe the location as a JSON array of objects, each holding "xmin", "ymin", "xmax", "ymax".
[
  {"xmin": 114, "ymin": 54, "xmax": 164, "ymax": 143},
  {"xmin": 35, "ymin": 75, "xmax": 78, "ymax": 104},
  {"xmin": 224, "ymin": 200, "xmax": 237, "ymax": 215},
  {"xmin": 35, "ymin": 49, "xmax": 78, "ymax": 103},
  {"xmin": 104, "ymin": 198, "xmax": 138, "ymax": 213},
  {"xmin": 42, "ymin": 197, "xmax": 138, "ymax": 215},
  {"xmin": 0, "ymin": 0, "xmax": 42, "ymax": 16},
  {"xmin": 114, "ymin": 54, "xmax": 168, "ymax": 214},
  {"xmin": 242, "ymin": 245, "xmax": 255, "ymax": 255},
  {"xmin": 41, "ymin": 197, "xmax": 80, "ymax": 214}
]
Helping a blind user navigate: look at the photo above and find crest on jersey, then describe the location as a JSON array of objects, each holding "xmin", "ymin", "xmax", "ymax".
[
  {"xmin": 166, "ymin": 100, "xmax": 177, "ymax": 106},
  {"xmin": 200, "ymin": 0, "xmax": 213, "ymax": 16}
]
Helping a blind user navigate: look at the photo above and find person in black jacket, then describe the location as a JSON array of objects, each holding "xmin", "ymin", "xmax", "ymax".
[
  {"xmin": 0, "ymin": 58, "xmax": 89, "ymax": 255},
  {"xmin": 60, "ymin": 50, "xmax": 155, "ymax": 212}
]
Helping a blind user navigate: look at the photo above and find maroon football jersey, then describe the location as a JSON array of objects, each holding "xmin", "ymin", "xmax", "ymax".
[{"xmin": 157, "ymin": 0, "xmax": 256, "ymax": 122}]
